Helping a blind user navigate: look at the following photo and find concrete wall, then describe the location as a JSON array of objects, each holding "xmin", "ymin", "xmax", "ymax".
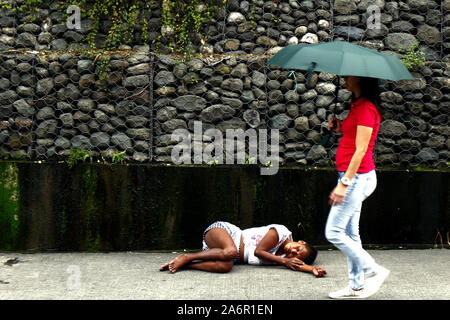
[{"xmin": 0, "ymin": 161, "xmax": 448, "ymax": 251}]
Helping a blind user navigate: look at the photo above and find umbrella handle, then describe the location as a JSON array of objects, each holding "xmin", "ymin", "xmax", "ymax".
[
  {"xmin": 331, "ymin": 75, "xmax": 341, "ymax": 119},
  {"xmin": 306, "ymin": 62, "xmax": 316, "ymax": 89}
]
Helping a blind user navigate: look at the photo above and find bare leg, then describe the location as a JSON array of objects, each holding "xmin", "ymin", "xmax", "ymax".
[
  {"xmin": 159, "ymin": 228, "xmax": 238, "ymax": 273},
  {"xmin": 186, "ymin": 260, "xmax": 233, "ymax": 273}
]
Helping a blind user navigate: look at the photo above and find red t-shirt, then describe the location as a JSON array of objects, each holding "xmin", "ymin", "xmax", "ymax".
[{"xmin": 336, "ymin": 97, "xmax": 381, "ymax": 173}]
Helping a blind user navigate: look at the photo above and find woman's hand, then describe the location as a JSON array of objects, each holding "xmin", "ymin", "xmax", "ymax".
[
  {"xmin": 328, "ymin": 117, "xmax": 341, "ymax": 133},
  {"xmin": 329, "ymin": 183, "xmax": 347, "ymax": 206},
  {"xmin": 312, "ymin": 266, "xmax": 327, "ymax": 277},
  {"xmin": 283, "ymin": 257, "xmax": 304, "ymax": 271}
]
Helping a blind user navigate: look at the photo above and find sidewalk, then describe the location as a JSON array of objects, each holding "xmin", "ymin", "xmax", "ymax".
[{"xmin": 0, "ymin": 249, "xmax": 449, "ymax": 300}]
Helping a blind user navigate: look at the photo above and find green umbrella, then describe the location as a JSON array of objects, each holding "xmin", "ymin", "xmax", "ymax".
[{"xmin": 267, "ymin": 41, "xmax": 414, "ymax": 86}]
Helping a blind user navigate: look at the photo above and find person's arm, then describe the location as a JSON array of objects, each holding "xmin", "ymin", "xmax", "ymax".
[
  {"xmin": 297, "ymin": 264, "xmax": 327, "ymax": 277},
  {"xmin": 329, "ymin": 125, "xmax": 372, "ymax": 206},
  {"xmin": 253, "ymin": 229, "xmax": 326, "ymax": 277},
  {"xmin": 253, "ymin": 228, "xmax": 306, "ymax": 271}
]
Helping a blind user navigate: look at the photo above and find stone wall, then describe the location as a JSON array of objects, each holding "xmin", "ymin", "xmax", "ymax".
[{"xmin": 0, "ymin": 0, "xmax": 449, "ymax": 168}]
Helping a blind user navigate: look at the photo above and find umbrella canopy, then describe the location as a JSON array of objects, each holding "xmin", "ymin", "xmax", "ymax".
[{"xmin": 267, "ymin": 41, "xmax": 414, "ymax": 82}]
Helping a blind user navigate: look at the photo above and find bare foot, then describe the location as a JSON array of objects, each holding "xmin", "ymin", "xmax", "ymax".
[
  {"xmin": 159, "ymin": 262, "xmax": 170, "ymax": 271},
  {"xmin": 168, "ymin": 254, "xmax": 190, "ymax": 273}
]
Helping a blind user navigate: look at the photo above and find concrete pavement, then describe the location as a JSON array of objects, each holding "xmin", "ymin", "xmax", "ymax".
[{"xmin": 0, "ymin": 249, "xmax": 449, "ymax": 300}]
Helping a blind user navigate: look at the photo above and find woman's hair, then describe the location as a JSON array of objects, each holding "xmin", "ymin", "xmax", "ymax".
[
  {"xmin": 355, "ymin": 77, "xmax": 383, "ymax": 116},
  {"xmin": 303, "ymin": 243, "xmax": 318, "ymax": 265}
]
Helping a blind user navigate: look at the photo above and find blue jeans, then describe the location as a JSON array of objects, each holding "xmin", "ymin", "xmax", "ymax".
[{"xmin": 325, "ymin": 170, "xmax": 379, "ymax": 290}]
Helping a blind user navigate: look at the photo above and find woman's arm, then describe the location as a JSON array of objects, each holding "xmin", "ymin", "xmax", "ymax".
[
  {"xmin": 329, "ymin": 125, "xmax": 372, "ymax": 206},
  {"xmin": 253, "ymin": 228, "xmax": 291, "ymax": 266},
  {"xmin": 297, "ymin": 264, "xmax": 327, "ymax": 277},
  {"xmin": 253, "ymin": 228, "xmax": 305, "ymax": 271},
  {"xmin": 253, "ymin": 228, "xmax": 326, "ymax": 277}
]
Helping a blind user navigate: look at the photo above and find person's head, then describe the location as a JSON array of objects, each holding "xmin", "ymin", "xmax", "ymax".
[
  {"xmin": 343, "ymin": 76, "xmax": 382, "ymax": 115},
  {"xmin": 284, "ymin": 241, "xmax": 318, "ymax": 265}
]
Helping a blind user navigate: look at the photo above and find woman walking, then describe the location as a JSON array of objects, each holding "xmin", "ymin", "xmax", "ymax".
[{"xmin": 325, "ymin": 76, "xmax": 390, "ymax": 299}]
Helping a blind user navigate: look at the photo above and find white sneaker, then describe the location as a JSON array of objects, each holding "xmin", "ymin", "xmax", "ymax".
[
  {"xmin": 360, "ymin": 266, "xmax": 390, "ymax": 298},
  {"xmin": 328, "ymin": 286, "xmax": 365, "ymax": 299}
]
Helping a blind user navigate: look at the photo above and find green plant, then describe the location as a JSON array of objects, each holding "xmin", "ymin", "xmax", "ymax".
[
  {"xmin": 400, "ymin": 41, "xmax": 426, "ymax": 71},
  {"xmin": 207, "ymin": 158, "xmax": 219, "ymax": 166},
  {"xmin": 245, "ymin": 157, "xmax": 256, "ymax": 164},
  {"xmin": 248, "ymin": 0, "xmax": 259, "ymax": 31},
  {"xmin": 66, "ymin": 147, "xmax": 92, "ymax": 168},
  {"xmin": 64, "ymin": 0, "xmax": 152, "ymax": 50},
  {"xmin": 0, "ymin": 0, "xmax": 44, "ymax": 20},
  {"xmin": 111, "ymin": 151, "xmax": 126, "ymax": 164},
  {"xmin": 156, "ymin": 0, "xmax": 225, "ymax": 59}
]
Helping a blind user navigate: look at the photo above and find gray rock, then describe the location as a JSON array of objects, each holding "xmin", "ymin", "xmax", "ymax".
[
  {"xmin": 200, "ymin": 104, "xmax": 235, "ymax": 123},
  {"xmin": 94, "ymin": 110, "xmax": 109, "ymax": 123},
  {"xmin": 15, "ymin": 32, "xmax": 36, "ymax": 48},
  {"xmin": 417, "ymin": 147, "xmax": 439, "ymax": 162},
  {"xmin": 78, "ymin": 99, "xmax": 95, "ymax": 113},
  {"xmin": 111, "ymin": 133, "xmax": 132, "ymax": 150},
  {"xmin": 123, "ymin": 75, "xmax": 149, "ymax": 88},
  {"xmin": 71, "ymin": 135, "xmax": 92, "ymax": 150},
  {"xmin": 294, "ymin": 116, "xmax": 309, "ymax": 131},
  {"xmin": 77, "ymin": 60, "xmax": 94, "ymax": 73},
  {"xmin": 358, "ymin": 0, "xmax": 385, "ymax": 11},
  {"xmin": 391, "ymin": 21, "xmax": 415, "ymax": 33},
  {"xmin": 395, "ymin": 77, "xmax": 427, "ymax": 91},
  {"xmin": 50, "ymin": 39, "xmax": 67, "ymax": 50},
  {"xmin": 384, "ymin": 33, "xmax": 417, "ymax": 51},
  {"xmin": 227, "ymin": 12, "xmax": 246, "ymax": 24},
  {"xmin": 425, "ymin": 135, "xmax": 446, "ymax": 149},
  {"xmin": 60, "ymin": 113, "xmax": 74, "ymax": 128},
  {"xmin": 271, "ymin": 114, "xmax": 292, "ymax": 130},
  {"xmin": 417, "ymin": 25, "xmax": 442, "ymax": 45},
  {"xmin": 243, "ymin": 109, "xmax": 261, "ymax": 128},
  {"xmin": 79, "ymin": 74, "xmax": 96, "ymax": 88},
  {"xmin": 334, "ymin": 0, "xmax": 357, "ymax": 14},
  {"xmin": 73, "ymin": 111, "xmax": 91, "ymax": 122},
  {"xmin": 216, "ymin": 118, "xmax": 247, "ymax": 132},
  {"xmin": 334, "ymin": 26, "xmax": 364, "ymax": 40},
  {"xmin": 0, "ymin": 90, "xmax": 18, "ymax": 104},
  {"xmin": 13, "ymin": 99, "xmax": 34, "ymax": 117},
  {"xmin": 161, "ymin": 119, "xmax": 187, "ymax": 132},
  {"xmin": 156, "ymin": 106, "xmax": 177, "ymax": 122},
  {"xmin": 16, "ymin": 62, "xmax": 32, "ymax": 73},
  {"xmin": 154, "ymin": 70, "xmax": 176, "ymax": 86},
  {"xmin": 126, "ymin": 128, "xmax": 151, "ymax": 140},
  {"xmin": 55, "ymin": 137, "xmax": 70, "ymax": 149},
  {"xmin": 126, "ymin": 116, "xmax": 148, "ymax": 128},
  {"xmin": 90, "ymin": 132, "xmax": 110, "ymax": 149},
  {"xmin": 221, "ymin": 97, "xmax": 243, "ymax": 109},
  {"xmin": 127, "ymin": 63, "xmax": 150, "ymax": 75},
  {"xmin": 252, "ymin": 71, "xmax": 266, "ymax": 87},
  {"xmin": 306, "ymin": 145, "xmax": 327, "ymax": 160},
  {"xmin": 172, "ymin": 95, "xmax": 207, "ymax": 112},
  {"xmin": 36, "ymin": 106, "xmax": 55, "ymax": 120},
  {"xmin": 397, "ymin": 139, "xmax": 421, "ymax": 153},
  {"xmin": 407, "ymin": 0, "xmax": 438, "ymax": 11},
  {"xmin": 36, "ymin": 120, "xmax": 58, "ymax": 138},
  {"xmin": 221, "ymin": 78, "xmax": 243, "ymax": 92},
  {"xmin": 36, "ymin": 78, "xmax": 54, "ymax": 96},
  {"xmin": 380, "ymin": 120, "xmax": 407, "ymax": 137}
]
